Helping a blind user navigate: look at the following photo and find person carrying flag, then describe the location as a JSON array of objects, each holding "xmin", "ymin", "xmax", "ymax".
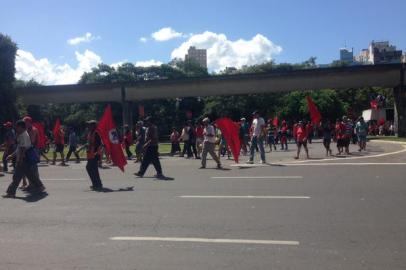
[
  {"xmin": 134, "ymin": 116, "xmax": 165, "ymax": 179},
  {"xmin": 85, "ymin": 120, "xmax": 103, "ymax": 190}
]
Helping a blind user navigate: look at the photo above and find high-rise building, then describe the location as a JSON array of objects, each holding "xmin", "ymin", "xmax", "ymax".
[
  {"xmin": 185, "ymin": 46, "xmax": 207, "ymax": 69},
  {"xmin": 339, "ymin": 48, "xmax": 354, "ymax": 63},
  {"xmin": 368, "ymin": 41, "xmax": 402, "ymax": 64}
]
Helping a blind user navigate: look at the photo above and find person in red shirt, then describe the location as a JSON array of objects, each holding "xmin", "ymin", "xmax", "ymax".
[
  {"xmin": 52, "ymin": 125, "xmax": 65, "ymax": 165},
  {"xmin": 280, "ymin": 120, "xmax": 288, "ymax": 151},
  {"xmin": 294, "ymin": 121, "xmax": 309, "ymax": 159},
  {"xmin": 170, "ymin": 127, "xmax": 181, "ymax": 156},
  {"xmin": 335, "ymin": 119, "xmax": 345, "ymax": 155},
  {"xmin": 195, "ymin": 121, "xmax": 204, "ymax": 159},
  {"xmin": 306, "ymin": 122, "xmax": 314, "ymax": 144},
  {"xmin": 123, "ymin": 125, "xmax": 133, "ymax": 160}
]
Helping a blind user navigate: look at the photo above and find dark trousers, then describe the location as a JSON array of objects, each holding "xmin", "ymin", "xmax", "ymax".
[
  {"xmin": 139, "ymin": 145, "xmax": 162, "ymax": 176},
  {"xmin": 66, "ymin": 145, "xmax": 80, "ymax": 161},
  {"xmin": 171, "ymin": 142, "xmax": 181, "ymax": 154},
  {"xmin": 86, "ymin": 156, "xmax": 102, "ymax": 188},
  {"xmin": 182, "ymin": 140, "xmax": 197, "ymax": 158},
  {"xmin": 2, "ymin": 145, "xmax": 16, "ymax": 172},
  {"xmin": 7, "ymin": 161, "xmax": 44, "ymax": 195},
  {"xmin": 125, "ymin": 145, "xmax": 133, "ymax": 158}
]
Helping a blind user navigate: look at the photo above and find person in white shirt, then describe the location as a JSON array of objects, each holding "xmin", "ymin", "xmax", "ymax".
[
  {"xmin": 200, "ymin": 118, "xmax": 222, "ymax": 169},
  {"xmin": 3, "ymin": 120, "xmax": 45, "ymax": 198},
  {"xmin": 248, "ymin": 111, "xmax": 266, "ymax": 164}
]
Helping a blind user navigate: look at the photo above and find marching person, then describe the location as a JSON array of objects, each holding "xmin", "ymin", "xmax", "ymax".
[
  {"xmin": 170, "ymin": 127, "xmax": 181, "ymax": 156},
  {"xmin": 247, "ymin": 110, "xmax": 266, "ymax": 164},
  {"xmin": 134, "ymin": 116, "xmax": 165, "ymax": 179},
  {"xmin": 321, "ymin": 119, "xmax": 333, "ymax": 156},
  {"xmin": 355, "ymin": 117, "xmax": 368, "ymax": 151},
  {"xmin": 294, "ymin": 121, "xmax": 309, "ymax": 159},
  {"xmin": 66, "ymin": 127, "xmax": 80, "ymax": 163},
  {"xmin": 123, "ymin": 124, "xmax": 133, "ymax": 160},
  {"xmin": 280, "ymin": 120, "xmax": 288, "ymax": 151},
  {"xmin": 200, "ymin": 117, "xmax": 222, "ymax": 169},
  {"xmin": 3, "ymin": 120, "xmax": 45, "ymax": 198},
  {"xmin": 85, "ymin": 120, "xmax": 103, "ymax": 190},
  {"xmin": 134, "ymin": 121, "xmax": 145, "ymax": 163},
  {"xmin": 1, "ymin": 121, "xmax": 16, "ymax": 173},
  {"xmin": 52, "ymin": 125, "xmax": 65, "ymax": 166}
]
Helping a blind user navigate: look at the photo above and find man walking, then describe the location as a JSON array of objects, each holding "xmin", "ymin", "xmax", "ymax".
[
  {"xmin": 3, "ymin": 120, "xmax": 45, "ymax": 198},
  {"xmin": 52, "ymin": 125, "xmax": 65, "ymax": 166},
  {"xmin": 294, "ymin": 121, "xmax": 310, "ymax": 159},
  {"xmin": 247, "ymin": 111, "xmax": 266, "ymax": 164},
  {"xmin": 355, "ymin": 117, "xmax": 368, "ymax": 151},
  {"xmin": 66, "ymin": 127, "xmax": 80, "ymax": 163},
  {"xmin": 200, "ymin": 118, "xmax": 222, "ymax": 169},
  {"xmin": 134, "ymin": 117, "xmax": 165, "ymax": 179},
  {"xmin": 85, "ymin": 120, "xmax": 103, "ymax": 190},
  {"xmin": 1, "ymin": 122, "xmax": 16, "ymax": 172}
]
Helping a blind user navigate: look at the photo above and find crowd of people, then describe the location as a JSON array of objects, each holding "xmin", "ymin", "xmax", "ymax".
[{"xmin": 0, "ymin": 111, "xmax": 374, "ymax": 198}]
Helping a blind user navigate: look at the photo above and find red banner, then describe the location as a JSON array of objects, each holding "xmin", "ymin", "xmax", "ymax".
[
  {"xmin": 52, "ymin": 118, "xmax": 63, "ymax": 144},
  {"xmin": 97, "ymin": 105, "xmax": 127, "ymax": 172},
  {"xmin": 33, "ymin": 122, "xmax": 46, "ymax": 149},
  {"xmin": 306, "ymin": 96, "xmax": 322, "ymax": 125},
  {"xmin": 215, "ymin": 117, "xmax": 241, "ymax": 163}
]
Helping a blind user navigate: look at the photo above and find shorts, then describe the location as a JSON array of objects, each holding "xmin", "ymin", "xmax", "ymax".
[
  {"xmin": 343, "ymin": 137, "xmax": 351, "ymax": 147},
  {"xmin": 54, "ymin": 144, "xmax": 64, "ymax": 153},
  {"xmin": 358, "ymin": 135, "xmax": 367, "ymax": 142},
  {"xmin": 297, "ymin": 140, "xmax": 307, "ymax": 147}
]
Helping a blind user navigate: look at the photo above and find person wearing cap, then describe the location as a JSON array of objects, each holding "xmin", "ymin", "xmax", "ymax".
[
  {"xmin": 247, "ymin": 111, "xmax": 266, "ymax": 164},
  {"xmin": 134, "ymin": 116, "xmax": 165, "ymax": 179},
  {"xmin": 200, "ymin": 117, "xmax": 222, "ymax": 169},
  {"xmin": 1, "ymin": 121, "xmax": 16, "ymax": 172},
  {"xmin": 123, "ymin": 124, "xmax": 133, "ymax": 160},
  {"xmin": 134, "ymin": 121, "xmax": 145, "ymax": 163},
  {"xmin": 85, "ymin": 120, "xmax": 103, "ymax": 190},
  {"xmin": 3, "ymin": 120, "xmax": 45, "ymax": 198}
]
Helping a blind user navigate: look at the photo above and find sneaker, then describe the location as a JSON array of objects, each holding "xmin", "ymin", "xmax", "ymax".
[
  {"xmin": 155, "ymin": 174, "xmax": 166, "ymax": 180},
  {"xmin": 260, "ymin": 160, "xmax": 266, "ymax": 164},
  {"xmin": 217, "ymin": 164, "xmax": 223, "ymax": 169},
  {"xmin": 2, "ymin": 193, "xmax": 15, "ymax": 198},
  {"xmin": 134, "ymin": 172, "xmax": 143, "ymax": 177},
  {"xmin": 246, "ymin": 160, "xmax": 254, "ymax": 164},
  {"xmin": 199, "ymin": 166, "xmax": 206, "ymax": 169}
]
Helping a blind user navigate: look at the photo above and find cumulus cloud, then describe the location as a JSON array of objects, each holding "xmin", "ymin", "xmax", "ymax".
[
  {"xmin": 151, "ymin": 27, "xmax": 184, "ymax": 41},
  {"xmin": 171, "ymin": 31, "xmax": 282, "ymax": 71},
  {"xmin": 135, "ymin": 60, "xmax": 163, "ymax": 67},
  {"xmin": 16, "ymin": 49, "xmax": 102, "ymax": 85},
  {"xmin": 67, "ymin": 32, "xmax": 100, "ymax": 45}
]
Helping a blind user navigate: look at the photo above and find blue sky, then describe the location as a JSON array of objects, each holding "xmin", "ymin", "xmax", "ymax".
[{"xmin": 1, "ymin": 0, "xmax": 405, "ymax": 84}]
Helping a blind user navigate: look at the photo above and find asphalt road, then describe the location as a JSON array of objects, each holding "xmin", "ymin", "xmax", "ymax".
[{"xmin": 0, "ymin": 140, "xmax": 406, "ymax": 270}]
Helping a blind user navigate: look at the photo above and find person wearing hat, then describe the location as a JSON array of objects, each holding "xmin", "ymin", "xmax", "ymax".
[
  {"xmin": 85, "ymin": 120, "xmax": 103, "ymax": 190},
  {"xmin": 134, "ymin": 116, "xmax": 165, "ymax": 179},
  {"xmin": 247, "ymin": 111, "xmax": 266, "ymax": 164},
  {"xmin": 1, "ymin": 121, "xmax": 16, "ymax": 172},
  {"xmin": 200, "ymin": 117, "xmax": 222, "ymax": 169}
]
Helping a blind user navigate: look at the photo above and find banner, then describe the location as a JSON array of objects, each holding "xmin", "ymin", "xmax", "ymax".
[
  {"xmin": 97, "ymin": 105, "xmax": 127, "ymax": 172},
  {"xmin": 215, "ymin": 117, "xmax": 241, "ymax": 163},
  {"xmin": 33, "ymin": 122, "xmax": 46, "ymax": 149},
  {"xmin": 52, "ymin": 118, "xmax": 61, "ymax": 142},
  {"xmin": 306, "ymin": 96, "xmax": 322, "ymax": 125}
]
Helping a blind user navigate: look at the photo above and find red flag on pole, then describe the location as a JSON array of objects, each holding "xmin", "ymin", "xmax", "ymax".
[
  {"xmin": 215, "ymin": 117, "xmax": 241, "ymax": 163},
  {"xmin": 97, "ymin": 105, "xmax": 127, "ymax": 172},
  {"xmin": 52, "ymin": 118, "xmax": 61, "ymax": 142},
  {"xmin": 272, "ymin": 116, "xmax": 279, "ymax": 127},
  {"xmin": 33, "ymin": 122, "xmax": 46, "ymax": 149},
  {"xmin": 306, "ymin": 96, "xmax": 322, "ymax": 125}
]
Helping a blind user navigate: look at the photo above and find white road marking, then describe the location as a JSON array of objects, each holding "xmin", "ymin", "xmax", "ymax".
[
  {"xmin": 110, "ymin": 236, "xmax": 299, "ymax": 245},
  {"xmin": 230, "ymin": 164, "xmax": 269, "ymax": 167},
  {"xmin": 211, "ymin": 176, "xmax": 303, "ymax": 179},
  {"xmin": 179, "ymin": 195, "xmax": 310, "ymax": 199},
  {"xmin": 42, "ymin": 178, "xmax": 86, "ymax": 181},
  {"xmin": 283, "ymin": 163, "xmax": 406, "ymax": 166}
]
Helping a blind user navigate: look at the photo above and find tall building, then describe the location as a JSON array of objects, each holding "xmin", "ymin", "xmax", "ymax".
[
  {"xmin": 355, "ymin": 49, "xmax": 370, "ymax": 64},
  {"xmin": 339, "ymin": 48, "xmax": 354, "ymax": 63},
  {"xmin": 185, "ymin": 46, "xmax": 207, "ymax": 69},
  {"xmin": 368, "ymin": 41, "xmax": 402, "ymax": 64}
]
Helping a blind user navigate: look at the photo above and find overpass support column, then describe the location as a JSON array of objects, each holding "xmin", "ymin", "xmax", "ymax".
[
  {"xmin": 121, "ymin": 86, "xmax": 133, "ymax": 132},
  {"xmin": 394, "ymin": 65, "xmax": 406, "ymax": 137}
]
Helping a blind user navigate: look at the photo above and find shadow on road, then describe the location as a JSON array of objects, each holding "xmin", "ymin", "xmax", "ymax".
[
  {"xmin": 94, "ymin": 186, "xmax": 135, "ymax": 193},
  {"xmin": 15, "ymin": 192, "xmax": 48, "ymax": 202}
]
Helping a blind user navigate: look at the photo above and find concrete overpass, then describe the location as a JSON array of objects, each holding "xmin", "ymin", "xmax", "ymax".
[{"xmin": 15, "ymin": 64, "xmax": 406, "ymax": 136}]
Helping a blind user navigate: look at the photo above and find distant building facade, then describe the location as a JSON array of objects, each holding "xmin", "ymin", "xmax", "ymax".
[
  {"xmin": 185, "ymin": 46, "xmax": 207, "ymax": 69},
  {"xmin": 355, "ymin": 41, "xmax": 402, "ymax": 65},
  {"xmin": 339, "ymin": 48, "xmax": 354, "ymax": 63}
]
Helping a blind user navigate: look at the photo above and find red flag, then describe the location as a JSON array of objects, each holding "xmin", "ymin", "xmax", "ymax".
[
  {"xmin": 33, "ymin": 122, "xmax": 46, "ymax": 149},
  {"xmin": 52, "ymin": 118, "xmax": 61, "ymax": 142},
  {"xmin": 97, "ymin": 105, "xmax": 127, "ymax": 172},
  {"xmin": 272, "ymin": 116, "xmax": 279, "ymax": 127},
  {"xmin": 138, "ymin": 105, "xmax": 145, "ymax": 118},
  {"xmin": 306, "ymin": 96, "xmax": 322, "ymax": 125},
  {"xmin": 370, "ymin": 100, "xmax": 378, "ymax": 110},
  {"xmin": 215, "ymin": 117, "xmax": 241, "ymax": 163}
]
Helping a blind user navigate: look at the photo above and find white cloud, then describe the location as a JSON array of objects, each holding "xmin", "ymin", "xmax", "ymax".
[
  {"xmin": 16, "ymin": 49, "xmax": 102, "ymax": 85},
  {"xmin": 67, "ymin": 32, "xmax": 100, "ymax": 45},
  {"xmin": 171, "ymin": 31, "xmax": 282, "ymax": 71},
  {"xmin": 151, "ymin": 27, "xmax": 184, "ymax": 41},
  {"xmin": 139, "ymin": 37, "xmax": 148, "ymax": 43},
  {"xmin": 135, "ymin": 60, "xmax": 163, "ymax": 67}
]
